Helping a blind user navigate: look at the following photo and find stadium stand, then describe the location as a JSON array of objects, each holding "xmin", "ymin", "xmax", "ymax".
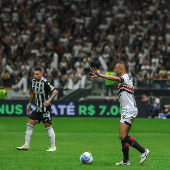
[{"xmin": 0, "ymin": 0, "xmax": 170, "ymax": 101}]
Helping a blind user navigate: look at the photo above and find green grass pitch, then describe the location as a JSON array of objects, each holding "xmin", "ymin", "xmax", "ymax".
[{"xmin": 0, "ymin": 117, "xmax": 170, "ymax": 170}]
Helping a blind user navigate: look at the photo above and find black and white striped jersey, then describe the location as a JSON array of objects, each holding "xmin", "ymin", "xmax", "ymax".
[{"xmin": 31, "ymin": 77, "xmax": 55, "ymax": 112}]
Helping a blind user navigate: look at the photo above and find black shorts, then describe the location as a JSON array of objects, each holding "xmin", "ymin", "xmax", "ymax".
[{"xmin": 29, "ymin": 108, "xmax": 52, "ymax": 124}]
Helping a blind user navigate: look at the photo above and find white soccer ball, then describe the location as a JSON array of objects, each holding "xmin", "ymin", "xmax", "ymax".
[{"xmin": 80, "ymin": 152, "xmax": 93, "ymax": 164}]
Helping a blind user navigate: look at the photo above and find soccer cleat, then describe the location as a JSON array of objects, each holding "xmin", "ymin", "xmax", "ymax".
[
  {"xmin": 16, "ymin": 145, "xmax": 29, "ymax": 150},
  {"xmin": 140, "ymin": 149, "xmax": 150, "ymax": 164},
  {"xmin": 116, "ymin": 160, "xmax": 131, "ymax": 165},
  {"xmin": 46, "ymin": 147, "xmax": 56, "ymax": 151}
]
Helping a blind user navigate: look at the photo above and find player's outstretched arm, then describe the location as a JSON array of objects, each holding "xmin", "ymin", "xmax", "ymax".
[{"xmin": 90, "ymin": 67, "xmax": 121, "ymax": 83}]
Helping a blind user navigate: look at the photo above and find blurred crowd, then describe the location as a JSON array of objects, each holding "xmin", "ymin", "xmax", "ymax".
[
  {"xmin": 141, "ymin": 94, "xmax": 170, "ymax": 119},
  {"xmin": 0, "ymin": 0, "xmax": 170, "ymax": 91}
]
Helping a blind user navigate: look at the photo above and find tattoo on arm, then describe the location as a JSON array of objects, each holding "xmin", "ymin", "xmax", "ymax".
[
  {"xmin": 100, "ymin": 74, "xmax": 121, "ymax": 82},
  {"xmin": 48, "ymin": 90, "xmax": 57, "ymax": 102}
]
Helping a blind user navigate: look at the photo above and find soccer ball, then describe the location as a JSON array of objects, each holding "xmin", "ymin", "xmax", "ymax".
[{"xmin": 80, "ymin": 152, "xmax": 93, "ymax": 164}]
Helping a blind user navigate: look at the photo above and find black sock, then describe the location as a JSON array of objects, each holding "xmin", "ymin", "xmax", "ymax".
[
  {"xmin": 121, "ymin": 141, "xmax": 129, "ymax": 162},
  {"xmin": 124, "ymin": 135, "xmax": 145, "ymax": 153}
]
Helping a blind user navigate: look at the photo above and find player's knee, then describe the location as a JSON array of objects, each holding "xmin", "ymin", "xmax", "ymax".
[{"xmin": 119, "ymin": 134, "xmax": 125, "ymax": 141}]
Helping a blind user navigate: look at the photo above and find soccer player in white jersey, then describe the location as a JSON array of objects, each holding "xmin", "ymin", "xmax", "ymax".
[
  {"xmin": 90, "ymin": 61, "xmax": 150, "ymax": 165},
  {"xmin": 17, "ymin": 67, "xmax": 58, "ymax": 151}
]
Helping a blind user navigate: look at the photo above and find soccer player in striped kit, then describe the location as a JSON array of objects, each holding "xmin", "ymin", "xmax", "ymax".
[
  {"xmin": 90, "ymin": 61, "xmax": 150, "ymax": 165},
  {"xmin": 17, "ymin": 67, "xmax": 58, "ymax": 151}
]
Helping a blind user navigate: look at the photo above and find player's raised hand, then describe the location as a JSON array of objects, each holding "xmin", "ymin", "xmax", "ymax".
[{"xmin": 89, "ymin": 67, "xmax": 100, "ymax": 78}]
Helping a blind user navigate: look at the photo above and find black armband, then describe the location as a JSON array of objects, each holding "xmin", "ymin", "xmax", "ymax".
[{"xmin": 119, "ymin": 76, "xmax": 124, "ymax": 83}]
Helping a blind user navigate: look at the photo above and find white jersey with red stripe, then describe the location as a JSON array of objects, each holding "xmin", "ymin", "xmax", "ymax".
[{"xmin": 118, "ymin": 73, "xmax": 138, "ymax": 112}]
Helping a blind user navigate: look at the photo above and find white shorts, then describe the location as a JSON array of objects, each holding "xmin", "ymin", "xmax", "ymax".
[{"xmin": 120, "ymin": 109, "xmax": 138, "ymax": 126}]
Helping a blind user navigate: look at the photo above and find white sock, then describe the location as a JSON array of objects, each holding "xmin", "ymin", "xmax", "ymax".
[
  {"xmin": 46, "ymin": 126, "xmax": 55, "ymax": 148},
  {"xmin": 25, "ymin": 123, "xmax": 34, "ymax": 146}
]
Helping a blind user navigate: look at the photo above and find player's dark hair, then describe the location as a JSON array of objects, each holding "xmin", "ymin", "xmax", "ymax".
[
  {"xmin": 34, "ymin": 67, "xmax": 43, "ymax": 72},
  {"xmin": 119, "ymin": 61, "xmax": 128, "ymax": 72}
]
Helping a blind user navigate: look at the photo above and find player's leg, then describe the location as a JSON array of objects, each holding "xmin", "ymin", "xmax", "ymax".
[
  {"xmin": 25, "ymin": 119, "xmax": 37, "ymax": 145},
  {"xmin": 120, "ymin": 122, "xmax": 150, "ymax": 164},
  {"xmin": 121, "ymin": 122, "xmax": 145, "ymax": 153},
  {"xmin": 42, "ymin": 111, "xmax": 56, "ymax": 151},
  {"xmin": 44, "ymin": 123, "xmax": 56, "ymax": 151},
  {"xmin": 17, "ymin": 110, "xmax": 38, "ymax": 150},
  {"xmin": 120, "ymin": 122, "xmax": 131, "ymax": 163},
  {"xmin": 121, "ymin": 142, "xmax": 130, "ymax": 162},
  {"xmin": 116, "ymin": 122, "xmax": 131, "ymax": 165},
  {"xmin": 16, "ymin": 119, "xmax": 37, "ymax": 150}
]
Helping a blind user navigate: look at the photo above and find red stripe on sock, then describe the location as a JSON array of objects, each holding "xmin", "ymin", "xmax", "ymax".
[
  {"xmin": 125, "ymin": 143, "xmax": 129, "ymax": 147},
  {"xmin": 129, "ymin": 136, "xmax": 135, "ymax": 142}
]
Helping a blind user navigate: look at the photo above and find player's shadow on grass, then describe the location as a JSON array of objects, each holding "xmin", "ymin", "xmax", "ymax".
[
  {"xmin": 80, "ymin": 162, "xmax": 114, "ymax": 167},
  {"xmin": 98, "ymin": 162, "xmax": 114, "ymax": 166}
]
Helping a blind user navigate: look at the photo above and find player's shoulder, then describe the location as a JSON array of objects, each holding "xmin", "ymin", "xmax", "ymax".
[
  {"xmin": 122, "ymin": 73, "xmax": 131, "ymax": 81},
  {"xmin": 121, "ymin": 73, "xmax": 129, "ymax": 78},
  {"xmin": 31, "ymin": 78, "xmax": 36, "ymax": 82},
  {"xmin": 119, "ymin": 73, "xmax": 128, "ymax": 82},
  {"xmin": 42, "ymin": 77, "xmax": 48, "ymax": 82},
  {"xmin": 119, "ymin": 73, "xmax": 133, "ymax": 84},
  {"xmin": 42, "ymin": 77, "xmax": 54, "ymax": 87}
]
